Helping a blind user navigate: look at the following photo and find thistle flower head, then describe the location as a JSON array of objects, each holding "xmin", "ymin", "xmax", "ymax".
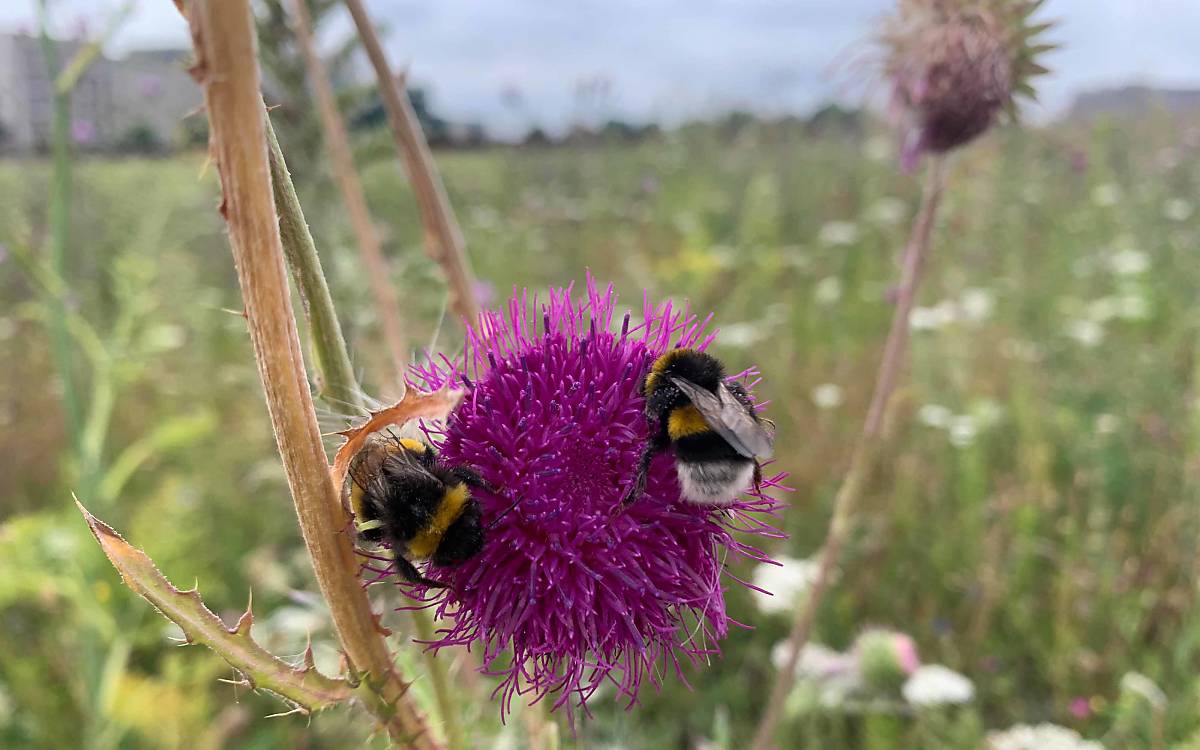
[
  {"xmin": 400, "ymin": 276, "xmax": 785, "ymax": 717},
  {"xmin": 882, "ymin": 0, "xmax": 1055, "ymax": 170}
]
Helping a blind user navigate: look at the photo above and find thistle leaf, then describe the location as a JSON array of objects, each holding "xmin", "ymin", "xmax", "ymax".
[
  {"xmin": 330, "ymin": 387, "xmax": 463, "ymax": 494},
  {"xmin": 76, "ymin": 499, "xmax": 353, "ymax": 713}
]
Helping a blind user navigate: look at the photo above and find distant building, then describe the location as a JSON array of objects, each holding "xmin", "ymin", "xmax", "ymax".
[
  {"xmin": 1066, "ymin": 85, "xmax": 1200, "ymax": 121},
  {"xmin": 0, "ymin": 33, "xmax": 199, "ymax": 153}
]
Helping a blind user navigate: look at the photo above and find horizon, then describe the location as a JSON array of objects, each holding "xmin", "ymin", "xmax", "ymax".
[{"xmin": 6, "ymin": 0, "xmax": 1200, "ymax": 138}]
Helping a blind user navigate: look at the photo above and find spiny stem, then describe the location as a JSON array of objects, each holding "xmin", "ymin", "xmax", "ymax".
[
  {"xmin": 268, "ymin": 90, "xmax": 467, "ymax": 750},
  {"xmin": 751, "ymin": 155, "xmax": 948, "ymax": 750},
  {"xmin": 179, "ymin": 1, "xmax": 440, "ymax": 745},
  {"xmin": 285, "ymin": 0, "xmax": 410, "ymax": 381},
  {"xmin": 342, "ymin": 0, "xmax": 482, "ymax": 327}
]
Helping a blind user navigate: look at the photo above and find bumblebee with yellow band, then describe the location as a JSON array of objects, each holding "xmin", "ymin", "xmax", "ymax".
[
  {"xmin": 624, "ymin": 348, "xmax": 775, "ymax": 507},
  {"xmin": 349, "ymin": 435, "xmax": 497, "ymax": 588}
]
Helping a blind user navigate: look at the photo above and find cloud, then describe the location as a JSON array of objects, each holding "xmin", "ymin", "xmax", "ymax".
[{"xmin": 4, "ymin": 0, "xmax": 1200, "ymax": 137}]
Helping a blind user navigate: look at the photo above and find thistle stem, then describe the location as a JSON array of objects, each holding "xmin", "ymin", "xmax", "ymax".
[
  {"xmin": 342, "ymin": 0, "xmax": 482, "ymax": 327},
  {"xmin": 284, "ymin": 0, "xmax": 410, "ymax": 380},
  {"xmin": 179, "ymin": 2, "xmax": 439, "ymax": 745},
  {"xmin": 266, "ymin": 117, "xmax": 363, "ymax": 411},
  {"xmin": 751, "ymin": 156, "xmax": 948, "ymax": 750}
]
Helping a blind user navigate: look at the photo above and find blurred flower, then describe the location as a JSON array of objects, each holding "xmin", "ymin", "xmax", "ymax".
[
  {"xmin": 1163, "ymin": 198, "xmax": 1193, "ymax": 222},
  {"xmin": 1109, "ymin": 248, "xmax": 1149, "ymax": 276},
  {"xmin": 865, "ymin": 135, "xmax": 894, "ymax": 162},
  {"xmin": 771, "ymin": 641, "xmax": 856, "ymax": 679},
  {"xmin": 1119, "ymin": 672, "xmax": 1167, "ymax": 710},
  {"xmin": 815, "ymin": 276, "xmax": 844, "ymax": 305},
  {"xmin": 811, "ymin": 383, "xmax": 844, "ymax": 410},
  {"xmin": 855, "ymin": 629, "xmax": 920, "ymax": 692},
  {"xmin": 137, "ymin": 74, "xmax": 164, "ymax": 98},
  {"xmin": 902, "ymin": 664, "xmax": 974, "ymax": 706},
  {"xmin": 1068, "ymin": 148, "xmax": 1089, "ymax": 174},
  {"xmin": 71, "ymin": 119, "xmax": 96, "ymax": 145},
  {"xmin": 948, "ymin": 415, "xmax": 979, "ymax": 447},
  {"xmin": 720, "ymin": 322, "xmax": 768, "ymax": 349},
  {"xmin": 918, "ymin": 403, "xmax": 954, "ymax": 428},
  {"xmin": 986, "ymin": 723, "xmax": 1103, "ymax": 750},
  {"xmin": 818, "ymin": 221, "xmax": 860, "ymax": 246},
  {"xmin": 1091, "ymin": 183, "xmax": 1120, "ymax": 207},
  {"xmin": 471, "ymin": 279, "xmax": 497, "ymax": 308},
  {"xmin": 752, "ymin": 556, "xmax": 818, "ymax": 614},
  {"xmin": 866, "ymin": 197, "xmax": 909, "ymax": 227},
  {"xmin": 1068, "ymin": 697, "xmax": 1091, "ymax": 719},
  {"xmin": 405, "ymin": 276, "xmax": 785, "ymax": 716},
  {"xmin": 881, "ymin": 0, "xmax": 1052, "ymax": 170},
  {"xmin": 910, "ymin": 301, "xmax": 957, "ymax": 330},
  {"xmin": 1094, "ymin": 413, "xmax": 1119, "ymax": 435},
  {"xmin": 960, "ymin": 287, "xmax": 995, "ymax": 322},
  {"xmin": 1065, "ymin": 319, "xmax": 1104, "ymax": 348}
]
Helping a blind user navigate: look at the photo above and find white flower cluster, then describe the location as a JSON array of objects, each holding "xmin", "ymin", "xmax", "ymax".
[
  {"xmin": 751, "ymin": 556, "xmax": 819, "ymax": 614},
  {"xmin": 986, "ymin": 723, "xmax": 1103, "ymax": 750},
  {"xmin": 902, "ymin": 664, "xmax": 974, "ymax": 706}
]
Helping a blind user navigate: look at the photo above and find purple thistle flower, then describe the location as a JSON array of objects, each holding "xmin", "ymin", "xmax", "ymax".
[{"xmin": 393, "ymin": 275, "xmax": 786, "ymax": 718}]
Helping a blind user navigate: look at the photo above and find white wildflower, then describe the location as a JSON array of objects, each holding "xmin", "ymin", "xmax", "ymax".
[
  {"xmin": 751, "ymin": 556, "xmax": 819, "ymax": 614},
  {"xmin": 1091, "ymin": 183, "xmax": 1120, "ymax": 207},
  {"xmin": 867, "ymin": 197, "xmax": 908, "ymax": 227},
  {"xmin": 818, "ymin": 221, "xmax": 860, "ymax": 247},
  {"xmin": 918, "ymin": 404, "xmax": 954, "ymax": 429},
  {"xmin": 811, "ymin": 383, "xmax": 844, "ymax": 410},
  {"xmin": 1117, "ymin": 294, "xmax": 1149, "ymax": 321},
  {"xmin": 1120, "ymin": 672, "xmax": 1167, "ymax": 709},
  {"xmin": 986, "ymin": 723, "xmax": 1103, "ymax": 750},
  {"xmin": 960, "ymin": 288, "xmax": 995, "ymax": 322},
  {"xmin": 910, "ymin": 301, "xmax": 957, "ymax": 331},
  {"xmin": 1164, "ymin": 198, "xmax": 1193, "ymax": 222},
  {"xmin": 771, "ymin": 641, "xmax": 854, "ymax": 679},
  {"xmin": 1109, "ymin": 249, "xmax": 1149, "ymax": 276},
  {"xmin": 814, "ymin": 276, "xmax": 843, "ymax": 305},
  {"xmin": 1094, "ymin": 413, "xmax": 1119, "ymax": 435},
  {"xmin": 720, "ymin": 322, "xmax": 766, "ymax": 349},
  {"xmin": 1065, "ymin": 319, "xmax": 1105, "ymax": 348},
  {"xmin": 902, "ymin": 664, "xmax": 974, "ymax": 706},
  {"xmin": 948, "ymin": 415, "xmax": 979, "ymax": 448}
]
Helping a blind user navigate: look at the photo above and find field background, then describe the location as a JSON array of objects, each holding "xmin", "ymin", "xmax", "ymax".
[{"xmin": 3, "ymin": 112, "xmax": 1200, "ymax": 748}]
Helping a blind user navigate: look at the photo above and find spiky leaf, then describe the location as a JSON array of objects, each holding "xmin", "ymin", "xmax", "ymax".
[{"xmin": 77, "ymin": 500, "xmax": 353, "ymax": 713}]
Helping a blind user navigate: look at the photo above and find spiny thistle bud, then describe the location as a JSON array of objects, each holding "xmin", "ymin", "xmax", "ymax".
[
  {"xmin": 883, "ymin": 0, "xmax": 1055, "ymax": 170},
  {"xmin": 854, "ymin": 628, "xmax": 920, "ymax": 693},
  {"xmin": 396, "ymin": 275, "xmax": 787, "ymax": 719}
]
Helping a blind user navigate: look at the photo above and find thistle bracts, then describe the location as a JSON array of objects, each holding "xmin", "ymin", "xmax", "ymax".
[{"xmin": 883, "ymin": 0, "xmax": 1055, "ymax": 170}]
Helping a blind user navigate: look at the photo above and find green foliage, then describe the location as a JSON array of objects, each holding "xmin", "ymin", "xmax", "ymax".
[{"xmin": 3, "ymin": 113, "xmax": 1200, "ymax": 747}]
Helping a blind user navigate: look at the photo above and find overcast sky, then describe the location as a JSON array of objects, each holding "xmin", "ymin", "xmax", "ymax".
[{"xmin": 7, "ymin": 1, "xmax": 1200, "ymax": 136}]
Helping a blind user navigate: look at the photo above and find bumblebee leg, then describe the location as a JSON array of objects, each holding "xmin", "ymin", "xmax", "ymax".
[
  {"xmin": 622, "ymin": 432, "xmax": 668, "ymax": 507},
  {"xmin": 753, "ymin": 459, "xmax": 763, "ymax": 494},
  {"xmin": 392, "ymin": 553, "xmax": 447, "ymax": 589},
  {"xmin": 449, "ymin": 465, "xmax": 497, "ymax": 493}
]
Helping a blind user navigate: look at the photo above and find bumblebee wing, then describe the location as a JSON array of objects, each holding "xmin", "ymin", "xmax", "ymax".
[{"xmin": 669, "ymin": 376, "xmax": 775, "ymax": 459}]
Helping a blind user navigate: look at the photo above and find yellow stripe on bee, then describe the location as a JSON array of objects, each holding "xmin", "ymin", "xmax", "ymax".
[
  {"xmin": 407, "ymin": 483, "xmax": 470, "ymax": 559},
  {"xmin": 668, "ymin": 404, "xmax": 711, "ymax": 439},
  {"xmin": 397, "ymin": 438, "xmax": 426, "ymax": 454},
  {"xmin": 645, "ymin": 348, "xmax": 696, "ymax": 394}
]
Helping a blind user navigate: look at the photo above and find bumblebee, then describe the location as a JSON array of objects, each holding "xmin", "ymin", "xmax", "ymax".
[
  {"xmin": 349, "ymin": 435, "xmax": 495, "ymax": 588},
  {"xmin": 623, "ymin": 348, "xmax": 774, "ymax": 506}
]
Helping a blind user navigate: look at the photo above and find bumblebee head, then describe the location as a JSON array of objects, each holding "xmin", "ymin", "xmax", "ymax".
[
  {"xmin": 432, "ymin": 499, "xmax": 485, "ymax": 567},
  {"xmin": 643, "ymin": 348, "xmax": 725, "ymax": 397}
]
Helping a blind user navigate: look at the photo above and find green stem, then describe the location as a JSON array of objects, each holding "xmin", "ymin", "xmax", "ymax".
[
  {"xmin": 266, "ymin": 116, "xmax": 363, "ymax": 412},
  {"xmin": 412, "ymin": 606, "xmax": 467, "ymax": 750},
  {"xmin": 266, "ymin": 111, "xmax": 466, "ymax": 750}
]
